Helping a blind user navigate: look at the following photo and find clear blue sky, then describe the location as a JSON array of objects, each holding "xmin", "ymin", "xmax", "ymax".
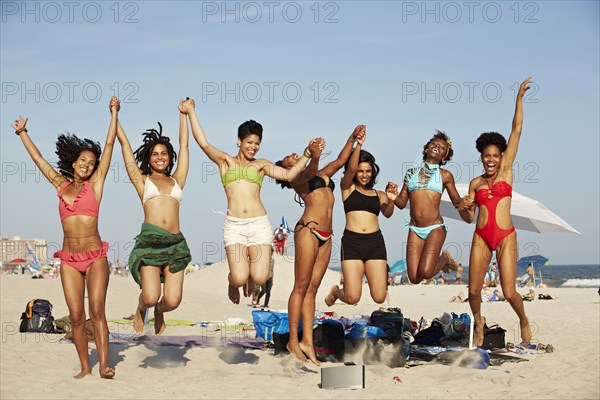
[{"xmin": 1, "ymin": 1, "xmax": 598, "ymax": 266}]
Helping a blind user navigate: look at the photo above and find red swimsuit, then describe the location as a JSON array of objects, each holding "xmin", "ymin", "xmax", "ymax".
[
  {"xmin": 474, "ymin": 180, "xmax": 515, "ymax": 251},
  {"xmin": 54, "ymin": 180, "xmax": 108, "ymax": 273}
]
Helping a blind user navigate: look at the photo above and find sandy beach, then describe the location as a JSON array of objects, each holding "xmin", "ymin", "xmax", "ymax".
[{"xmin": 1, "ymin": 254, "xmax": 598, "ymax": 400}]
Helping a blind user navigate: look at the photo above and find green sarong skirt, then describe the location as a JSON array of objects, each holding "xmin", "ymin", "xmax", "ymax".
[{"xmin": 129, "ymin": 222, "xmax": 192, "ymax": 288}]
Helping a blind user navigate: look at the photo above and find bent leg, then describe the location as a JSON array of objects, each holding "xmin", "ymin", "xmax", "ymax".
[
  {"xmin": 364, "ymin": 259, "xmax": 388, "ymax": 304},
  {"xmin": 225, "ymin": 244, "xmax": 251, "ymax": 304},
  {"xmin": 86, "ymin": 258, "xmax": 114, "ymax": 378},
  {"xmin": 134, "ymin": 266, "xmax": 162, "ymax": 332},
  {"xmin": 60, "ymin": 264, "xmax": 89, "ymax": 378},
  {"xmin": 155, "ymin": 267, "xmax": 185, "ymax": 335},
  {"xmin": 327, "ymin": 260, "xmax": 365, "ymax": 305},
  {"xmin": 417, "ymin": 226, "xmax": 447, "ymax": 279},
  {"xmin": 248, "ymin": 244, "xmax": 272, "ymax": 286},
  {"xmin": 406, "ymin": 231, "xmax": 424, "ymax": 284}
]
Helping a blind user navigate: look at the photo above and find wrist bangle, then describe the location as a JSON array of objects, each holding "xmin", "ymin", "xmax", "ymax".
[
  {"xmin": 15, "ymin": 127, "xmax": 27, "ymax": 135},
  {"xmin": 303, "ymin": 146, "xmax": 312, "ymax": 158},
  {"xmin": 348, "ymin": 138, "xmax": 356, "ymax": 143}
]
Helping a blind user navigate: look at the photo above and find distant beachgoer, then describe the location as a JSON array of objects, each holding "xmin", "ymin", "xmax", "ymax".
[
  {"xmin": 392, "ymin": 131, "xmax": 469, "ymax": 284},
  {"xmin": 275, "ymin": 125, "xmax": 360, "ymax": 365},
  {"xmin": 324, "ymin": 132, "xmax": 399, "ymax": 307},
  {"xmin": 524, "ymin": 262, "xmax": 536, "ymax": 287},
  {"xmin": 116, "ymin": 98, "xmax": 192, "ymax": 335},
  {"xmin": 460, "ymin": 77, "xmax": 534, "ymax": 346},
  {"xmin": 258, "ymin": 252, "xmax": 275, "ymax": 308},
  {"xmin": 12, "ymin": 97, "xmax": 120, "ymax": 378},
  {"xmin": 183, "ymin": 98, "xmax": 315, "ymax": 304},
  {"xmin": 273, "ymin": 225, "xmax": 288, "ymax": 255},
  {"xmin": 456, "ymin": 263, "xmax": 463, "ymax": 285}
]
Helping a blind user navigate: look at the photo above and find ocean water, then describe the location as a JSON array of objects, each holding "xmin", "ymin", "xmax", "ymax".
[{"xmin": 328, "ymin": 264, "xmax": 600, "ymax": 288}]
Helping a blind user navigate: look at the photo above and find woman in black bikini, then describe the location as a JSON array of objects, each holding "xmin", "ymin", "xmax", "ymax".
[
  {"xmin": 324, "ymin": 129, "xmax": 398, "ymax": 307},
  {"xmin": 275, "ymin": 126, "xmax": 363, "ymax": 365}
]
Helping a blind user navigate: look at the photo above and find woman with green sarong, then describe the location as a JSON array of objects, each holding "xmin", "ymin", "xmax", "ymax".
[{"xmin": 116, "ymin": 99, "xmax": 192, "ymax": 335}]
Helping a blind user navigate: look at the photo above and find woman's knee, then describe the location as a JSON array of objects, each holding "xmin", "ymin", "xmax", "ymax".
[
  {"xmin": 344, "ymin": 291, "xmax": 361, "ymax": 305},
  {"xmin": 140, "ymin": 292, "xmax": 160, "ymax": 308},
  {"xmin": 69, "ymin": 310, "xmax": 86, "ymax": 326},
  {"xmin": 161, "ymin": 296, "xmax": 182, "ymax": 311},
  {"xmin": 88, "ymin": 303, "xmax": 106, "ymax": 322},
  {"xmin": 371, "ymin": 292, "xmax": 387, "ymax": 304}
]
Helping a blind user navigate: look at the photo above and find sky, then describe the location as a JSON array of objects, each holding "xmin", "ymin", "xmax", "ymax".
[{"xmin": 1, "ymin": 0, "xmax": 599, "ymax": 266}]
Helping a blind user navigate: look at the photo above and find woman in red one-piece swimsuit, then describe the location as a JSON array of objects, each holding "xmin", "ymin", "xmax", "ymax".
[{"xmin": 461, "ymin": 77, "xmax": 533, "ymax": 347}]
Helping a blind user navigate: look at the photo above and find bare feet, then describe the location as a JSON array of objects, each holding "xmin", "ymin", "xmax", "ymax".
[
  {"xmin": 287, "ymin": 340, "xmax": 307, "ymax": 363},
  {"xmin": 474, "ymin": 315, "xmax": 485, "ymax": 347},
  {"xmin": 133, "ymin": 305, "xmax": 147, "ymax": 333},
  {"xmin": 325, "ymin": 285, "xmax": 338, "ymax": 307},
  {"xmin": 520, "ymin": 320, "xmax": 532, "ymax": 344},
  {"xmin": 154, "ymin": 302, "xmax": 166, "ymax": 335},
  {"xmin": 299, "ymin": 342, "xmax": 320, "ymax": 366},
  {"xmin": 228, "ymin": 283, "xmax": 240, "ymax": 304},
  {"xmin": 100, "ymin": 366, "xmax": 116, "ymax": 379},
  {"xmin": 73, "ymin": 368, "xmax": 92, "ymax": 379}
]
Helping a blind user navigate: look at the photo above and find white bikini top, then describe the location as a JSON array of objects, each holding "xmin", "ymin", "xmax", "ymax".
[{"xmin": 143, "ymin": 176, "xmax": 183, "ymax": 204}]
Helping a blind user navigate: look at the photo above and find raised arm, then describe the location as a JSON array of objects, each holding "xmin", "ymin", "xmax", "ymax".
[
  {"xmin": 11, "ymin": 115, "xmax": 66, "ymax": 189},
  {"xmin": 319, "ymin": 125, "xmax": 365, "ymax": 178},
  {"xmin": 172, "ymin": 100, "xmax": 190, "ymax": 188},
  {"xmin": 182, "ymin": 98, "xmax": 229, "ymax": 167},
  {"xmin": 293, "ymin": 138, "xmax": 325, "ymax": 186},
  {"xmin": 394, "ymin": 173, "xmax": 410, "ymax": 209},
  {"xmin": 116, "ymin": 120, "xmax": 145, "ymax": 199},
  {"xmin": 503, "ymin": 76, "xmax": 532, "ymax": 169},
  {"xmin": 340, "ymin": 130, "xmax": 366, "ymax": 191},
  {"xmin": 264, "ymin": 138, "xmax": 322, "ymax": 182},
  {"xmin": 89, "ymin": 96, "xmax": 119, "ymax": 199}
]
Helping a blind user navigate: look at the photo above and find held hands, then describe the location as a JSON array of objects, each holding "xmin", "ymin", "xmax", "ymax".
[
  {"xmin": 178, "ymin": 97, "xmax": 196, "ymax": 114},
  {"xmin": 109, "ymin": 96, "xmax": 121, "ymax": 113},
  {"xmin": 458, "ymin": 195, "xmax": 476, "ymax": 211},
  {"xmin": 10, "ymin": 115, "xmax": 28, "ymax": 135},
  {"xmin": 308, "ymin": 137, "xmax": 325, "ymax": 158},
  {"xmin": 385, "ymin": 181, "xmax": 399, "ymax": 201},
  {"xmin": 354, "ymin": 125, "xmax": 366, "ymax": 145},
  {"xmin": 517, "ymin": 76, "xmax": 533, "ymax": 98}
]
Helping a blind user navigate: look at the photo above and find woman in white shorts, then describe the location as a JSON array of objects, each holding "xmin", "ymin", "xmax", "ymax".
[{"xmin": 182, "ymin": 99, "xmax": 320, "ymax": 303}]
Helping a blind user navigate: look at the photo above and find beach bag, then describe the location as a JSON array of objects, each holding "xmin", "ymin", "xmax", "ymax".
[
  {"xmin": 482, "ymin": 324, "xmax": 506, "ymax": 350},
  {"xmin": 313, "ymin": 319, "xmax": 345, "ymax": 362},
  {"xmin": 347, "ymin": 323, "xmax": 386, "ymax": 340},
  {"xmin": 19, "ymin": 299, "xmax": 56, "ymax": 333},
  {"xmin": 252, "ymin": 310, "xmax": 289, "ymax": 341},
  {"xmin": 369, "ymin": 308, "xmax": 406, "ymax": 340}
]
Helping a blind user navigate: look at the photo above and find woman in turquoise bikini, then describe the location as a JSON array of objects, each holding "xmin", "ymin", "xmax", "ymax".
[
  {"xmin": 182, "ymin": 98, "xmax": 318, "ymax": 304},
  {"xmin": 393, "ymin": 131, "xmax": 469, "ymax": 283}
]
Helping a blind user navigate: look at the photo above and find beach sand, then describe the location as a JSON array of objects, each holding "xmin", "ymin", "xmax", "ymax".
[{"xmin": 1, "ymin": 254, "xmax": 598, "ymax": 399}]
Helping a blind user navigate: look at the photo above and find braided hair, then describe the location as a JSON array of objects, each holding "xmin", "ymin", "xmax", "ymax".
[
  {"xmin": 55, "ymin": 133, "xmax": 101, "ymax": 178},
  {"xmin": 133, "ymin": 122, "xmax": 177, "ymax": 176}
]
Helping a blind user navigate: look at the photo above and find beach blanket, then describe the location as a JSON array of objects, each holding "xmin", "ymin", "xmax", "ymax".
[
  {"xmin": 129, "ymin": 222, "xmax": 192, "ymax": 287},
  {"xmin": 61, "ymin": 334, "xmax": 266, "ymax": 349}
]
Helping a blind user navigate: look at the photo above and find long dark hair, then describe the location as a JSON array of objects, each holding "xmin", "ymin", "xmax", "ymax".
[
  {"xmin": 344, "ymin": 149, "xmax": 379, "ymax": 189},
  {"xmin": 133, "ymin": 122, "xmax": 177, "ymax": 176},
  {"xmin": 55, "ymin": 133, "xmax": 101, "ymax": 178}
]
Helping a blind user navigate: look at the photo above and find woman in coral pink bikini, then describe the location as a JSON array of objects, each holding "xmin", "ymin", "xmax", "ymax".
[
  {"xmin": 461, "ymin": 77, "xmax": 533, "ymax": 347},
  {"xmin": 11, "ymin": 97, "xmax": 120, "ymax": 379}
]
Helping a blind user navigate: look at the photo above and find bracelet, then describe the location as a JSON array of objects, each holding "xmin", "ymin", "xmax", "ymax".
[
  {"xmin": 348, "ymin": 138, "xmax": 356, "ymax": 143},
  {"xmin": 303, "ymin": 146, "xmax": 312, "ymax": 158},
  {"xmin": 15, "ymin": 127, "xmax": 27, "ymax": 135}
]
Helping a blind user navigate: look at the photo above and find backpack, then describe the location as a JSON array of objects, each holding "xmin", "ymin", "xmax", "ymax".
[
  {"xmin": 369, "ymin": 308, "xmax": 406, "ymax": 341},
  {"xmin": 19, "ymin": 299, "xmax": 56, "ymax": 333},
  {"xmin": 313, "ymin": 320, "xmax": 345, "ymax": 362}
]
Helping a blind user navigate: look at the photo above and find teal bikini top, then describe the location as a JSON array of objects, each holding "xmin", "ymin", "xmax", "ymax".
[{"xmin": 405, "ymin": 163, "xmax": 443, "ymax": 194}]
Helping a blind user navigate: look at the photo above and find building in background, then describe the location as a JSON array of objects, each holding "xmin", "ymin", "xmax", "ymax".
[{"xmin": 1, "ymin": 236, "xmax": 48, "ymax": 263}]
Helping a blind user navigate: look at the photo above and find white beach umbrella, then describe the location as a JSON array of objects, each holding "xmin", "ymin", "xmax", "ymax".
[{"xmin": 432, "ymin": 183, "xmax": 581, "ymax": 234}]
